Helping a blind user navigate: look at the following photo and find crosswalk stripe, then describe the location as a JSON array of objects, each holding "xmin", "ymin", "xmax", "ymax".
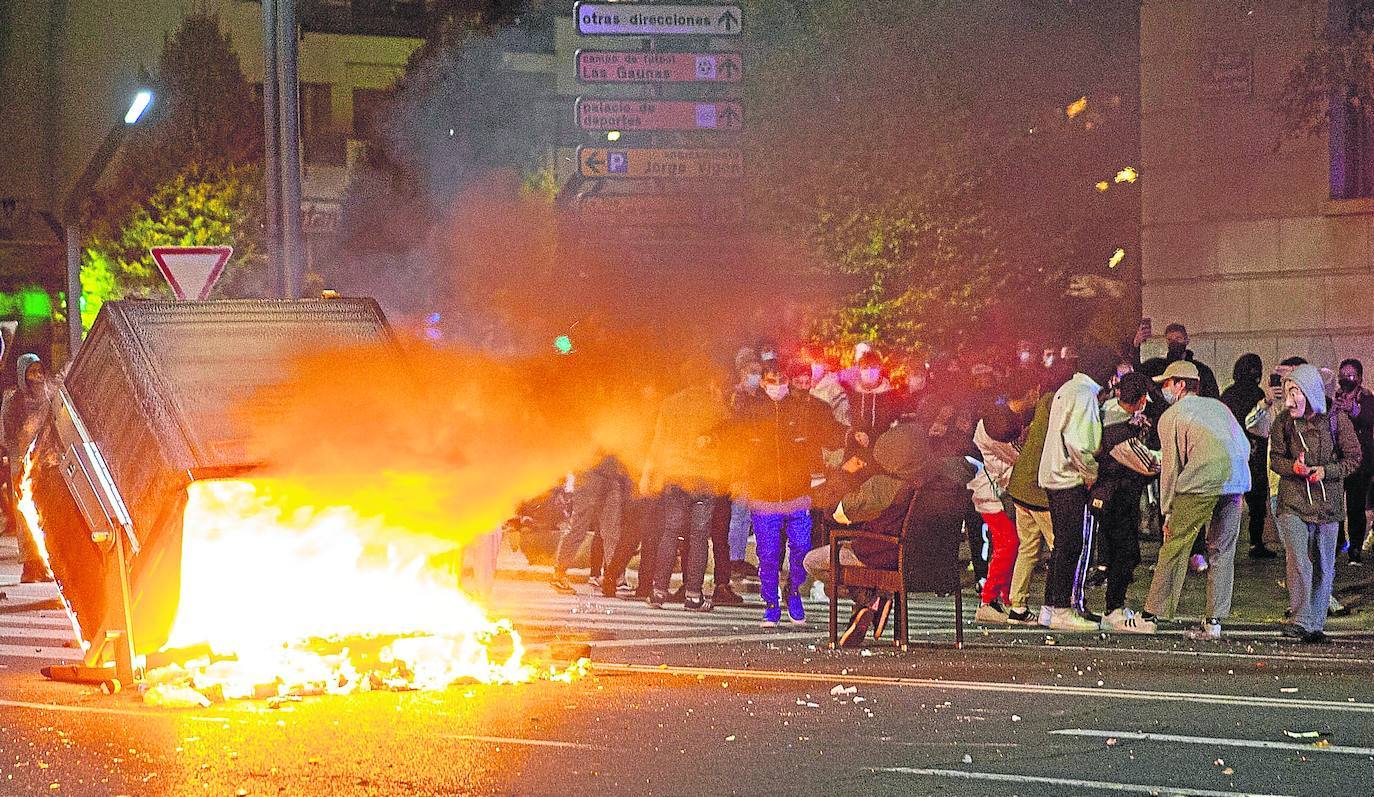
[
  {"xmin": 0, "ymin": 614, "xmax": 77, "ymax": 628},
  {"xmin": 0, "ymin": 626, "xmax": 81, "ymax": 642},
  {"xmin": 0, "ymin": 643, "xmax": 80, "ymax": 660}
]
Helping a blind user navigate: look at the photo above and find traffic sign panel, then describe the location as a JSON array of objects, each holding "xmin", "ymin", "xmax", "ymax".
[
  {"xmin": 575, "ymin": 193, "xmax": 744, "ymax": 226},
  {"xmin": 577, "ymin": 147, "xmax": 743, "ymax": 179},
  {"xmin": 575, "ymin": 3, "xmax": 742, "ymax": 36},
  {"xmin": 576, "ymin": 51, "xmax": 742, "ymax": 83},
  {"xmin": 577, "ymin": 98, "xmax": 743, "ymax": 131},
  {"xmin": 150, "ymin": 246, "xmax": 231, "ymax": 300}
]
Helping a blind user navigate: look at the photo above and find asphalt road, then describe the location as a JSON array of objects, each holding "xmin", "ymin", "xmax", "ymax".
[{"xmin": 4, "ymin": 608, "xmax": 1374, "ymax": 795}]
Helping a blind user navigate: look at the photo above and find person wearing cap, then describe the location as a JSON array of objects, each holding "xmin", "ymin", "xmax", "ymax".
[
  {"xmin": 1141, "ymin": 360, "xmax": 1252, "ymax": 640},
  {"xmin": 1091, "ymin": 372, "xmax": 1160, "ymax": 632},
  {"xmin": 1037, "ymin": 345, "xmax": 1115, "ymax": 632},
  {"xmin": 1269, "ymin": 364, "xmax": 1362, "ymax": 643}
]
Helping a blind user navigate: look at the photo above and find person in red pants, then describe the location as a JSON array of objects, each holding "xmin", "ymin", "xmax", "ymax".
[{"xmin": 970, "ymin": 372, "xmax": 1036, "ymax": 623}]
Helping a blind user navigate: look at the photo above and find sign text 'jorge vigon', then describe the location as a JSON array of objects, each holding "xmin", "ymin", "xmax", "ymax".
[
  {"xmin": 576, "ymin": 98, "xmax": 743, "ymax": 131},
  {"xmin": 576, "ymin": 50, "xmax": 742, "ymax": 83},
  {"xmin": 575, "ymin": 3, "xmax": 743, "ymax": 36},
  {"xmin": 578, "ymin": 147, "xmax": 743, "ymax": 179}
]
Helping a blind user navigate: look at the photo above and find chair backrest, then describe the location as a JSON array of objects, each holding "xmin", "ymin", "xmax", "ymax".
[{"xmin": 897, "ymin": 486, "xmax": 967, "ymax": 593}]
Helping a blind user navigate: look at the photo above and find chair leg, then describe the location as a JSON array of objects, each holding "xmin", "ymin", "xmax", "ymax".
[
  {"xmin": 828, "ymin": 546, "xmax": 840, "ymax": 649},
  {"xmin": 953, "ymin": 586, "xmax": 964, "ymax": 649},
  {"xmin": 897, "ymin": 592, "xmax": 908, "ymax": 650}
]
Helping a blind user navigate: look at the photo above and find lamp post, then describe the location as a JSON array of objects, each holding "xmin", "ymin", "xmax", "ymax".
[{"xmin": 61, "ymin": 86, "xmax": 154, "ymax": 357}]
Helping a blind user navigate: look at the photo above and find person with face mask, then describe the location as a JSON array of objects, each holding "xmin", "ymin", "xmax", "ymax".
[
  {"xmin": 1141, "ymin": 361, "xmax": 1252, "ymax": 640},
  {"xmin": 845, "ymin": 351, "xmax": 901, "ymax": 461},
  {"xmin": 734, "ymin": 361, "xmax": 842, "ymax": 626},
  {"xmin": 1220, "ymin": 353, "xmax": 1278, "ymax": 559},
  {"xmin": 1, "ymin": 353, "xmax": 57, "ymax": 582},
  {"xmin": 1331, "ymin": 358, "xmax": 1374, "ymax": 565},
  {"xmin": 1270, "ymin": 364, "xmax": 1362, "ymax": 643},
  {"xmin": 1136, "ymin": 323, "xmax": 1220, "ymax": 399}
]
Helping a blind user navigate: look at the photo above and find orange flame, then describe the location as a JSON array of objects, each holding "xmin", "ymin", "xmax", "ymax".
[
  {"xmin": 15, "ymin": 442, "xmax": 50, "ymax": 571},
  {"xmin": 154, "ymin": 478, "xmax": 542, "ymax": 699}
]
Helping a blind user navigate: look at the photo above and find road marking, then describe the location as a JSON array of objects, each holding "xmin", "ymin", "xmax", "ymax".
[
  {"xmin": 1051, "ymin": 728, "xmax": 1374, "ymax": 756},
  {"xmin": 875, "ymin": 767, "xmax": 1295, "ymax": 797},
  {"xmin": 0, "ymin": 697, "xmax": 225, "ymax": 722},
  {"xmin": 0, "ymin": 625, "xmax": 81, "ymax": 641},
  {"xmin": 440, "ymin": 734, "xmax": 601, "ymax": 750},
  {"xmin": 0, "ymin": 643, "xmax": 79, "ymax": 660},
  {"xmin": 979, "ymin": 641, "xmax": 1374, "ymax": 666},
  {"xmin": 593, "ymin": 662, "xmax": 1374, "ymax": 714},
  {"xmin": 591, "ymin": 631, "xmax": 817, "ymax": 649},
  {"xmin": 0, "ymin": 614, "xmax": 80, "ymax": 628}
]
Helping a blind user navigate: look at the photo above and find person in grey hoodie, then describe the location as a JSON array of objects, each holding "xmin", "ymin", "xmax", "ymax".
[
  {"xmin": 1270, "ymin": 364, "xmax": 1361, "ymax": 644},
  {"xmin": 1142, "ymin": 361, "xmax": 1252, "ymax": 640}
]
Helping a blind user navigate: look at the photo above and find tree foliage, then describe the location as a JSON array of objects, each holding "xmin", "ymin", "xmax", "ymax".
[
  {"xmin": 743, "ymin": 0, "xmax": 1140, "ymax": 356},
  {"xmin": 1276, "ymin": 1, "xmax": 1374, "ymax": 140},
  {"xmin": 83, "ymin": 12, "xmax": 265, "ymax": 317}
]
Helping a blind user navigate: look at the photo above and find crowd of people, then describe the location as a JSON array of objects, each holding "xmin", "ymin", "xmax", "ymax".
[{"xmin": 548, "ymin": 321, "xmax": 1374, "ymax": 646}]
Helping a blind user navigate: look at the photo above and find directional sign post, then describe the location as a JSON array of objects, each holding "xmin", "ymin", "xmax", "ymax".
[
  {"xmin": 150, "ymin": 246, "xmax": 232, "ymax": 301},
  {"xmin": 576, "ymin": 98, "xmax": 743, "ymax": 131},
  {"xmin": 575, "ymin": 3, "xmax": 742, "ymax": 36},
  {"xmin": 578, "ymin": 147, "xmax": 743, "ymax": 180},
  {"xmin": 576, "ymin": 51, "xmax": 742, "ymax": 84},
  {"xmin": 576, "ymin": 193, "xmax": 744, "ymax": 227}
]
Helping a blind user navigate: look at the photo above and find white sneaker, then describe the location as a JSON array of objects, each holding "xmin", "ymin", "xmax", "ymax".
[
  {"xmin": 1038, "ymin": 605, "xmax": 1053, "ymax": 627},
  {"xmin": 1100, "ymin": 607, "xmax": 1156, "ymax": 634},
  {"xmin": 1047, "ymin": 607, "xmax": 1100, "ymax": 632},
  {"xmin": 975, "ymin": 602, "xmax": 1010, "ymax": 624},
  {"xmin": 809, "ymin": 581, "xmax": 828, "ymax": 602},
  {"xmin": 1185, "ymin": 619, "xmax": 1222, "ymax": 641}
]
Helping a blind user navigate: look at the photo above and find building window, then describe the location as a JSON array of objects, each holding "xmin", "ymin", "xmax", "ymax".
[
  {"xmin": 1330, "ymin": 0, "xmax": 1374, "ymax": 198},
  {"xmin": 352, "ymin": 88, "xmax": 391, "ymax": 140}
]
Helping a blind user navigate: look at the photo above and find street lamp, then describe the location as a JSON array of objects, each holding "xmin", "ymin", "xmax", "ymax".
[{"xmin": 61, "ymin": 84, "xmax": 155, "ymax": 358}]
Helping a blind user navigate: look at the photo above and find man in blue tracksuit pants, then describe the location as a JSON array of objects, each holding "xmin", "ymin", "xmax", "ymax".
[{"xmin": 735, "ymin": 361, "xmax": 842, "ymax": 626}]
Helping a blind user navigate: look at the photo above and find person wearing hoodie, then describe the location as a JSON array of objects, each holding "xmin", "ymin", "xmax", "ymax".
[
  {"xmin": 0, "ymin": 353, "xmax": 55, "ymax": 582},
  {"xmin": 804, "ymin": 420, "xmax": 975, "ymax": 646},
  {"xmin": 1270, "ymin": 364, "xmax": 1362, "ymax": 643},
  {"xmin": 1331, "ymin": 358, "xmax": 1374, "ymax": 565},
  {"xmin": 969, "ymin": 369, "xmax": 1036, "ymax": 623},
  {"xmin": 1220, "ymin": 353, "xmax": 1278, "ymax": 559},
  {"xmin": 735, "ymin": 361, "xmax": 843, "ymax": 626},
  {"xmin": 1038, "ymin": 347, "xmax": 1113, "ymax": 632},
  {"xmin": 725, "ymin": 351, "xmax": 763, "ymax": 582},
  {"xmin": 1141, "ymin": 361, "xmax": 1252, "ymax": 640},
  {"xmin": 845, "ymin": 350, "xmax": 902, "ymax": 456}
]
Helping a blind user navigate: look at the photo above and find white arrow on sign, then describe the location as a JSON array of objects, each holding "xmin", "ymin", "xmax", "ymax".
[{"xmin": 150, "ymin": 246, "xmax": 232, "ymax": 301}]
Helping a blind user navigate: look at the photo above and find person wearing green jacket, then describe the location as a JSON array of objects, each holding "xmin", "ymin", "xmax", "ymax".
[{"xmin": 1003, "ymin": 367, "xmax": 1066, "ymax": 624}]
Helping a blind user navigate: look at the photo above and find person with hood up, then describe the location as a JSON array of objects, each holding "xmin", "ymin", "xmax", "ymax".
[
  {"xmin": 735, "ymin": 361, "xmax": 842, "ymax": 626},
  {"xmin": 803, "ymin": 420, "xmax": 975, "ymax": 646},
  {"xmin": 1220, "ymin": 353, "xmax": 1278, "ymax": 559},
  {"xmin": 1141, "ymin": 360, "xmax": 1252, "ymax": 640},
  {"xmin": 1, "ymin": 353, "xmax": 56, "ymax": 582},
  {"xmin": 845, "ymin": 350, "xmax": 902, "ymax": 456},
  {"xmin": 1270, "ymin": 364, "xmax": 1362, "ymax": 643},
  {"xmin": 1331, "ymin": 358, "xmax": 1374, "ymax": 565}
]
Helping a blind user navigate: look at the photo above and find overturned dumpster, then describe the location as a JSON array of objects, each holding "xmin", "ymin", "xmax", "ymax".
[{"xmin": 27, "ymin": 298, "xmax": 397, "ymax": 684}]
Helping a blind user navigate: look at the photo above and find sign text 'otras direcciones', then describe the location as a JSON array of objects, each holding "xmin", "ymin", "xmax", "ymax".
[{"xmin": 575, "ymin": 3, "xmax": 742, "ymax": 36}]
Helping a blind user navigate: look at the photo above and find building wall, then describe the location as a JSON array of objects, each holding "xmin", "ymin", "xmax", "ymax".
[
  {"xmin": 1140, "ymin": 0, "xmax": 1374, "ymax": 377},
  {"xmin": 0, "ymin": 0, "xmax": 423, "ymax": 221}
]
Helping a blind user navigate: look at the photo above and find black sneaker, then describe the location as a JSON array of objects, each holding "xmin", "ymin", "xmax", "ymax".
[
  {"xmin": 711, "ymin": 585, "xmax": 746, "ymax": 607},
  {"xmin": 1085, "ymin": 568, "xmax": 1108, "ymax": 588},
  {"xmin": 668, "ymin": 586, "xmax": 687, "ymax": 604},
  {"xmin": 684, "ymin": 595, "xmax": 713, "ymax": 612},
  {"xmin": 1300, "ymin": 630, "xmax": 1331, "ymax": 645},
  {"xmin": 1006, "ymin": 607, "xmax": 1036, "ymax": 625},
  {"xmin": 1249, "ymin": 545, "xmax": 1278, "ymax": 560},
  {"xmin": 648, "ymin": 591, "xmax": 666, "ymax": 609},
  {"xmin": 839, "ymin": 606, "xmax": 875, "ymax": 648},
  {"xmin": 1280, "ymin": 624, "xmax": 1306, "ymax": 639},
  {"xmin": 549, "ymin": 576, "xmax": 576, "ymax": 595}
]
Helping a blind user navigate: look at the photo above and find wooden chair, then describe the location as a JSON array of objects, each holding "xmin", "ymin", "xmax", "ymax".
[{"xmin": 827, "ymin": 491, "xmax": 965, "ymax": 650}]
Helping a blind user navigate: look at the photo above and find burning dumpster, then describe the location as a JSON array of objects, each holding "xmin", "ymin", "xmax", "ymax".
[{"xmin": 24, "ymin": 298, "xmax": 398, "ymax": 683}]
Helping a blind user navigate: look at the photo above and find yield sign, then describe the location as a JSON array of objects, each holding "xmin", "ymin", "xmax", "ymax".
[{"xmin": 150, "ymin": 246, "xmax": 231, "ymax": 300}]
